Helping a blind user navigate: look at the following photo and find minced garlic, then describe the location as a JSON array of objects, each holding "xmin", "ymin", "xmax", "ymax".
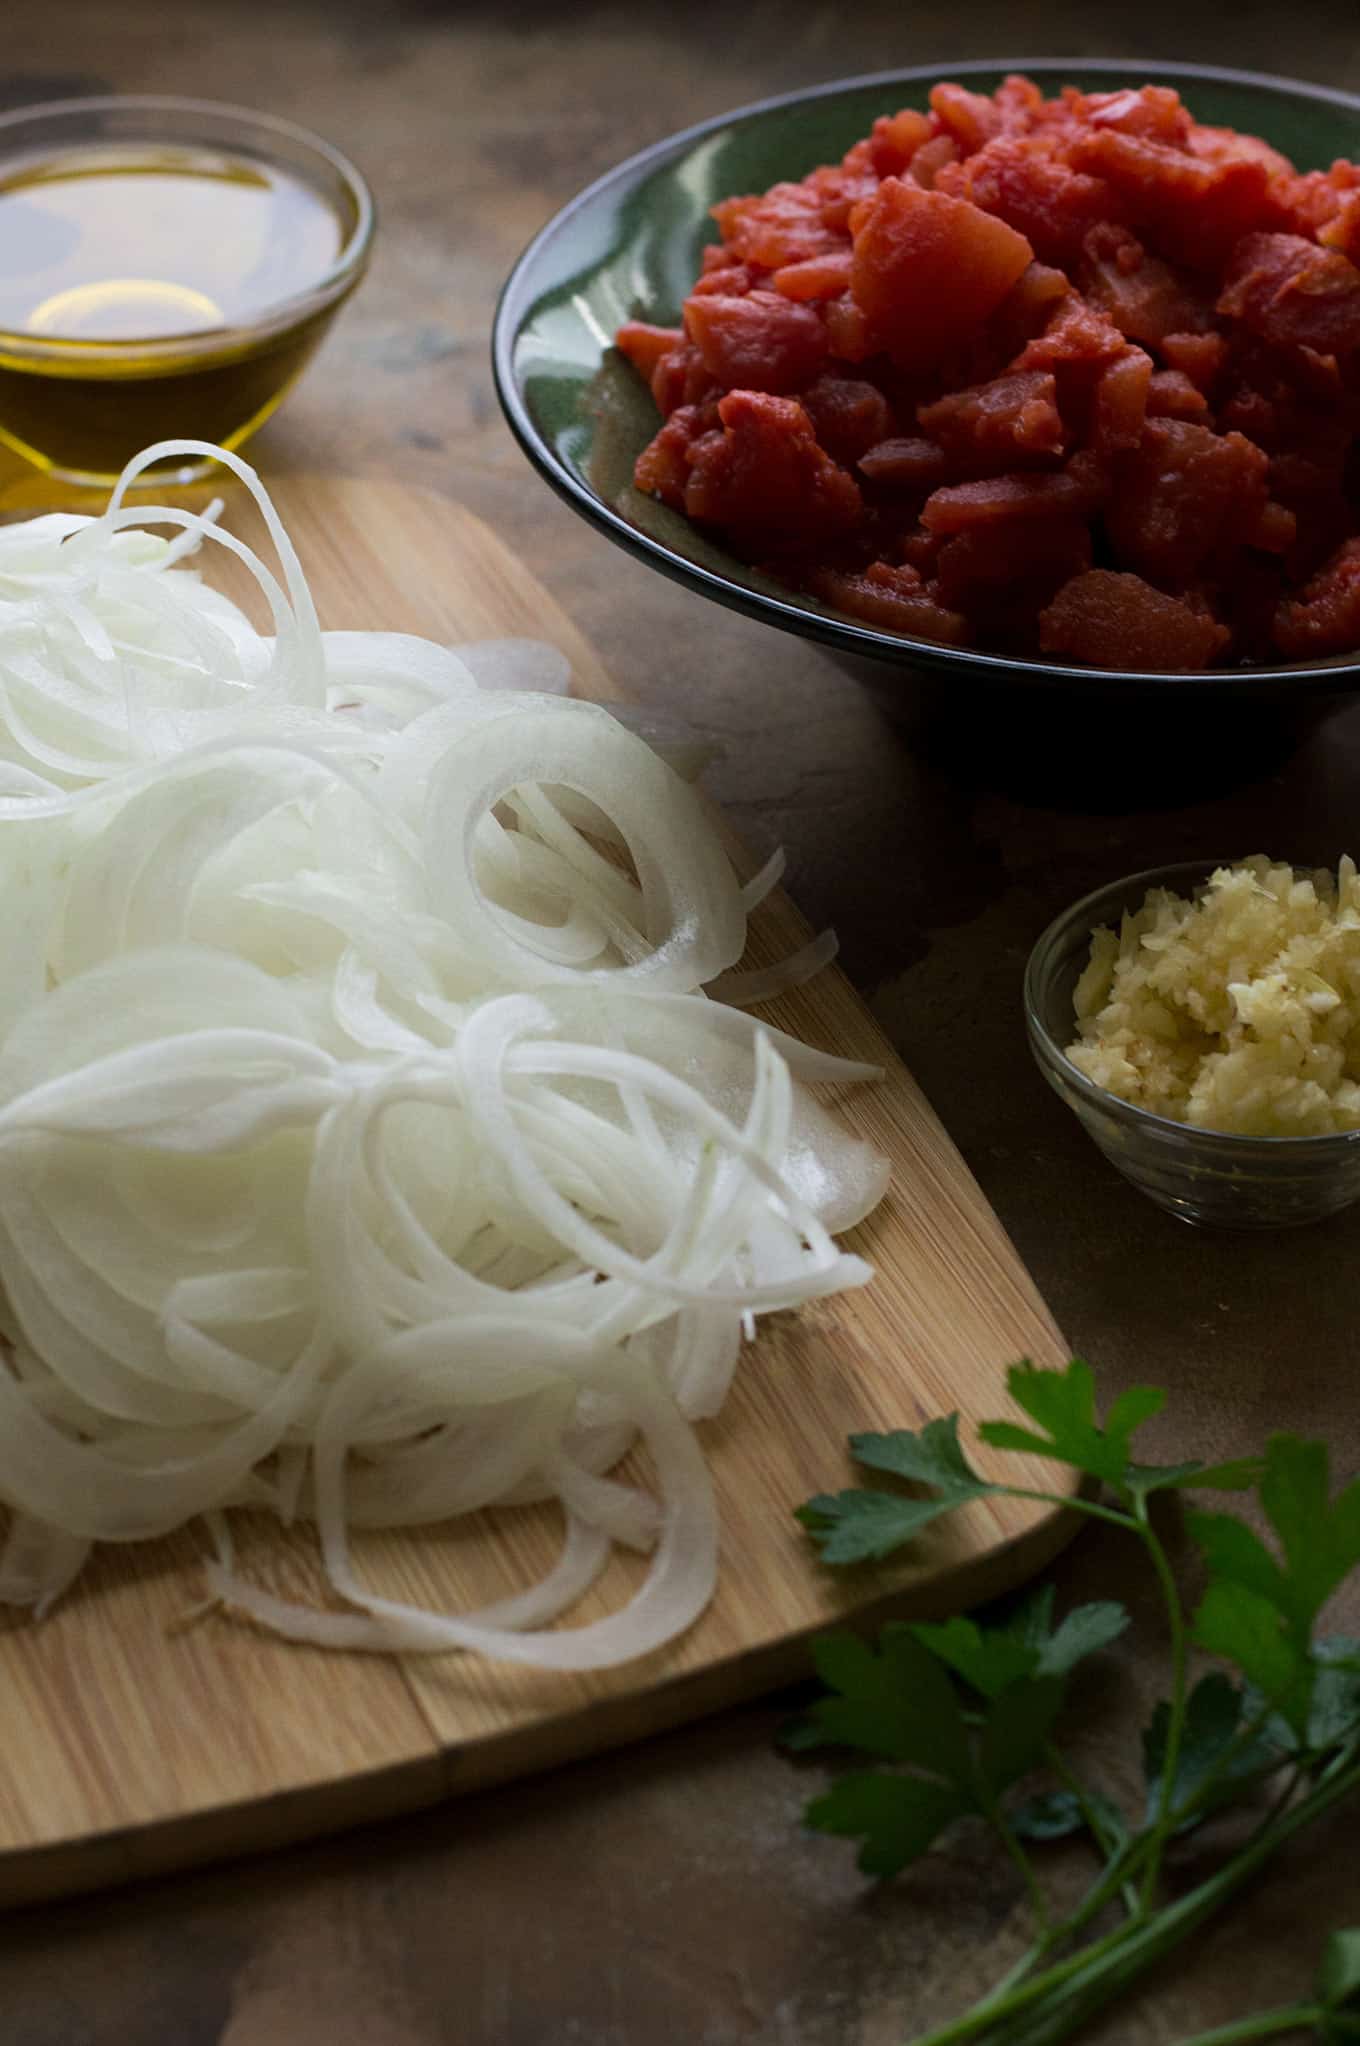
[{"xmin": 1066, "ymin": 857, "xmax": 1360, "ymax": 1136}]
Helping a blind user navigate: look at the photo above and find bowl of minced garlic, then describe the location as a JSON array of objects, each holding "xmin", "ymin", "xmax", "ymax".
[{"xmin": 1025, "ymin": 858, "xmax": 1360, "ymax": 1228}]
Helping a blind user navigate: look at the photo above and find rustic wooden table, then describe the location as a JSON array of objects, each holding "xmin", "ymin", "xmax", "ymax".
[{"xmin": 6, "ymin": 3, "xmax": 1360, "ymax": 2040}]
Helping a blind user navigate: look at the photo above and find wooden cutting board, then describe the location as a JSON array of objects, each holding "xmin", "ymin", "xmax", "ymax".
[{"xmin": 0, "ymin": 477, "xmax": 1074, "ymax": 1910}]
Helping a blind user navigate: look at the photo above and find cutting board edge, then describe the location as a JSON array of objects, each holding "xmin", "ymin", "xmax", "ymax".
[{"xmin": 0, "ymin": 1491, "xmax": 1079, "ymax": 1915}]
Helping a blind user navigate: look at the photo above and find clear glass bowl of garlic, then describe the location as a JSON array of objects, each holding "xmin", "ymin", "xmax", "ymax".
[{"xmin": 1025, "ymin": 858, "xmax": 1360, "ymax": 1229}]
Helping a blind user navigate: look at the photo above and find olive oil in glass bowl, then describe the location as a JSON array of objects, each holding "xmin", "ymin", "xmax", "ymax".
[{"xmin": 0, "ymin": 96, "xmax": 374, "ymax": 485}]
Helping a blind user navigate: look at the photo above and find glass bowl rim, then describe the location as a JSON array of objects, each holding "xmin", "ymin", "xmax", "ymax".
[
  {"xmin": 0, "ymin": 92, "xmax": 375, "ymax": 357},
  {"xmin": 1024, "ymin": 857, "xmax": 1360, "ymax": 1155},
  {"xmin": 492, "ymin": 55, "xmax": 1360, "ymax": 694}
]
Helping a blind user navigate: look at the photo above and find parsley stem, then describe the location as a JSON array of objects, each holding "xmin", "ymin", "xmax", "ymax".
[
  {"xmin": 1045, "ymin": 1745, "xmax": 1141, "ymax": 1918},
  {"xmin": 904, "ymin": 1916, "xmax": 1139, "ymax": 2046},
  {"xmin": 906, "ymin": 1751, "xmax": 1360, "ymax": 2046},
  {"xmin": 970, "ymin": 1936, "xmax": 1051, "ymax": 2012},
  {"xmin": 1027, "ymin": 1812, "xmax": 1157, "ymax": 1955},
  {"xmin": 985, "ymin": 1794, "xmax": 1051, "ymax": 1936},
  {"xmin": 996, "ymin": 1485, "xmax": 1139, "ymax": 1534},
  {"xmin": 1169, "ymin": 2007, "xmax": 1324, "ymax": 2045},
  {"xmin": 1136, "ymin": 1499, "xmax": 1188, "ymax": 1910}
]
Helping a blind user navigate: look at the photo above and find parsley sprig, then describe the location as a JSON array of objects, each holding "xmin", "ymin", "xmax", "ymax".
[{"xmin": 788, "ymin": 1360, "xmax": 1360, "ymax": 2045}]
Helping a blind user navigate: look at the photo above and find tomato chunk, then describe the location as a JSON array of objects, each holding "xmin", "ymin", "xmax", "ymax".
[
  {"xmin": 919, "ymin": 369, "xmax": 1065, "ymax": 464},
  {"xmin": 1091, "ymin": 348, "xmax": 1153, "ymax": 452},
  {"xmin": 1218, "ymin": 233, "xmax": 1360, "ymax": 358},
  {"xmin": 922, "ymin": 456, "xmax": 1107, "ymax": 532},
  {"xmin": 1105, "ymin": 419, "xmax": 1269, "ymax": 585},
  {"xmin": 858, "ymin": 437, "xmax": 951, "ymax": 489},
  {"xmin": 1039, "ymin": 570, "xmax": 1229, "ymax": 668},
  {"xmin": 682, "ymin": 390, "xmax": 863, "ymax": 546},
  {"xmin": 712, "ymin": 181, "xmax": 842, "ymax": 267},
  {"xmin": 849, "ymin": 177, "xmax": 1034, "ymax": 371},
  {"xmin": 801, "ymin": 375, "xmax": 895, "ymax": 465},
  {"xmin": 1145, "ymin": 368, "xmax": 1209, "ymax": 420},
  {"xmin": 683, "ymin": 291, "xmax": 830, "ymax": 394},
  {"xmin": 867, "ymin": 108, "xmax": 933, "ymax": 177},
  {"xmin": 937, "ymin": 140, "xmax": 1117, "ymax": 267},
  {"xmin": 771, "ymin": 251, "xmax": 854, "ymax": 302},
  {"xmin": 1274, "ymin": 538, "xmax": 1360, "ymax": 657},
  {"xmin": 935, "ymin": 515, "xmax": 1092, "ymax": 609},
  {"xmin": 807, "ymin": 561, "xmax": 969, "ymax": 642},
  {"xmin": 615, "ymin": 322, "xmax": 684, "ymax": 381},
  {"xmin": 634, "ymin": 403, "xmax": 710, "ymax": 507},
  {"xmin": 1079, "ymin": 224, "xmax": 1211, "ymax": 347},
  {"xmin": 1068, "ymin": 128, "xmax": 1279, "ymax": 267}
]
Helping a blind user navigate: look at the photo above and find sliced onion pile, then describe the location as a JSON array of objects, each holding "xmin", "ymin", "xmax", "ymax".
[{"xmin": 0, "ymin": 439, "xmax": 887, "ymax": 1669}]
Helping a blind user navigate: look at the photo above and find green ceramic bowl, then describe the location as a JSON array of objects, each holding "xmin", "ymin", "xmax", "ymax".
[{"xmin": 493, "ymin": 59, "xmax": 1360, "ymax": 694}]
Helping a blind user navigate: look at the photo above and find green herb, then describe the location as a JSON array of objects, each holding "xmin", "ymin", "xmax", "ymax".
[{"xmin": 788, "ymin": 1360, "xmax": 1360, "ymax": 2045}]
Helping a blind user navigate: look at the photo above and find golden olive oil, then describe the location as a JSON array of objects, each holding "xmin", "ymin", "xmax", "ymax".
[{"xmin": 0, "ymin": 143, "xmax": 348, "ymax": 481}]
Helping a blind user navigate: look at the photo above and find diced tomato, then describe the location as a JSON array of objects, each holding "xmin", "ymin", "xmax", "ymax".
[
  {"xmin": 850, "ymin": 177, "xmax": 1034, "ymax": 372},
  {"xmin": 1079, "ymin": 86, "xmax": 1191, "ymax": 145},
  {"xmin": 1014, "ymin": 293, "xmax": 1128, "ymax": 371},
  {"xmin": 921, "ymin": 454, "xmax": 1108, "ymax": 532},
  {"xmin": 615, "ymin": 72, "xmax": 1360, "ymax": 669},
  {"xmin": 814, "ymin": 161, "xmax": 881, "ymax": 232},
  {"xmin": 690, "ymin": 261, "xmax": 758, "ymax": 298},
  {"xmin": 682, "ymin": 390, "xmax": 863, "ymax": 545},
  {"xmin": 1249, "ymin": 500, "xmax": 1298, "ymax": 554},
  {"xmin": 919, "ymin": 368, "xmax": 1065, "ymax": 464},
  {"xmin": 993, "ymin": 74, "xmax": 1044, "ymax": 133},
  {"xmin": 867, "ymin": 108, "xmax": 933, "ymax": 177},
  {"xmin": 1039, "ymin": 570, "xmax": 1230, "ymax": 668},
  {"xmin": 711, "ymin": 181, "xmax": 842, "ymax": 267},
  {"xmin": 1079, "ymin": 223, "xmax": 1211, "ymax": 346},
  {"xmin": 1106, "ymin": 418, "xmax": 1269, "ymax": 584},
  {"xmin": 822, "ymin": 292, "xmax": 874, "ymax": 362},
  {"xmin": 800, "ymin": 375, "xmax": 895, "ymax": 465},
  {"xmin": 929, "ymin": 82, "xmax": 1002, "ymax": 156},
  {"xmin": 1220, "ymin": 553, "xmax": 1289, "ymax": 661},
  {"xmin": 943, "ymin": 263, "xmax": 1069, "ymax": 385},
  {"xmin": 1068, "ymin": 128, "xmax": 1279, "ymax": 268},
  {"xmin": 771, "ymin": 250, "xmax": 854, "ymax": 302},
  {"xmin": 634, "ymin": 403, "xmax": 710, "ymax": 507},
  {"xmin": 683, "ymin": 291, "xmax": 830, "ymax": 394},
  {"xmin": 1160, "ymin": 330, "xmax": 1226, "ymax": 393},
  {"xmin": 1274, "ymin": 538, "xmax": 1360, "ymax": 656},
  {"xmin": 700, "ymin": 243, "xmax": 746, "ymax": 275},
  {"xmin": 936, "ymin": 140, "xmax": 1116, "ymax": 267},
  {"xmin": 908, "ymin": 135, "xmax": 962, "ymax": 190},
  {"xmin": 934, "ymin": 515, "xmax": 1092, "ymax": 609},
  {"xmin": 1145, "ymin": 368, "xmax": 1210, "ymax": 420},
  {"xmin": 1218, "ymin": 234, "xmax": 1360, "ymax": 359},
  {"xmin": 899, "ymin": 527, "xmax": 946, "ymax": 574},
  {"xmin": 1188, "ymin": 123, "xmax": 1295, "ymax": 181},
  {"xmin": 616, "ymin": 322, "xmax": 684, "ymax": 382},
  {"xmin": 1317, "ymin": 170, "xmax": 1360, "ymax": 260},
  {"xmin": 650, "ymin": 343, "xmax": 717, "ymax": 417},
  {"xmin": 857, "ymin": 437, "xmax": 952, "ymax": 489},
  {"xmin": 807, "ymin": 560, "xmax": 970, "ymax": 642},
  {"xmin": 1091, "ymin": 348, "xmax": 1153, "ymax": 451},
  {"xmin": 1268, "ymin": 445, "xmax": 1354, "ymax": 577}
]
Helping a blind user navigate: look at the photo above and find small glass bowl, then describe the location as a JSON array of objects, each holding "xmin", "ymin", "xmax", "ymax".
[
  {"xmin": 1024, "ymin": 862, "xmax": 1360, "ymax": 1230},
  {"xmin": 0, "ymin": 95, "xmax": 375, "ymax": 485}
]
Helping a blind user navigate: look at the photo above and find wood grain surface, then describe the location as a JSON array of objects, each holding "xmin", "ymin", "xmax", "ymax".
[{"xmin": 0, "ymin": 476, "xmax": 1072, "ymax": 1910}]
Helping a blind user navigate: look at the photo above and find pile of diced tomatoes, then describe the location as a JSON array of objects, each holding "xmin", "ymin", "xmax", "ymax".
[{"xmin": 616, "ymin": 76, "xmax": 1360, "ymax": 670}]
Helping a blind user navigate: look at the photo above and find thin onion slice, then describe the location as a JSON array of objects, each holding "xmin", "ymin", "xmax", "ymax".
[{"xmin": 0, "ymin": 439, "xmax": 891, "ymax": 1670}]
